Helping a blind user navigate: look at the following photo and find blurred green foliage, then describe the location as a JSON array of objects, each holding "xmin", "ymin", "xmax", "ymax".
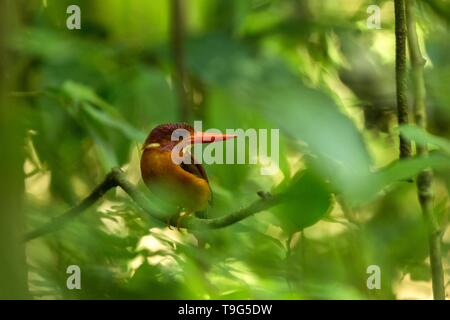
[{"xmin": 4, "ymin": 0, "xmax": 449, "ymax": 299}]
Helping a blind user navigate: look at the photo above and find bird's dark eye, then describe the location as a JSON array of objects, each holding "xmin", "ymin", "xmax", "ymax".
[
  {"xmin": 171, "ymin": 128, "xmax": 190, "ymax": 142},
  {"xmin": 172, "ymin": 132, "xmax": 182, "ymax": 141}
]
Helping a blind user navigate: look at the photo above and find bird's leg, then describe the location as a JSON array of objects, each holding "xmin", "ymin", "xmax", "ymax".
[
  {"xmin": 165, "ymin": 207, "xmax": 183, "ymax": 230},
  {"xmin": 166, "ymin": 217, "xmax": 174, "ymax": 230},
  {"xmin": 176, "ymin": 211, "xmax": 192, "ymax": 231}
]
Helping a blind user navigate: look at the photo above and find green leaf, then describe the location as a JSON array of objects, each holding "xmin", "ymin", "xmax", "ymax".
[
  {"xmin": 399, "ymin": 124, "xmax": 450, "ymax": 154},
  {"xmin": 83, "ymin": 123, "xmax": 119, "ymax": 169},
  {"xmin": 62, "ymin": 81, "xmax": 110, "ymax": 109},
  {"xmin": 82, "ymin": 102, "xmax": 145, "ymax": 141},
  {"xmin": 405, "ymin": 263, "xmax": 431, "ymax": 282},
  {"xmin": 272, "ymin": 169, "xmax": 333, "ymax": 233},
  {"xmin": 62, "ymin": 81, "xmax": 146, "ymax": 141},
  {"xmin": 349, "ymin": 153, "xmax": 450, "ymax": 204}
]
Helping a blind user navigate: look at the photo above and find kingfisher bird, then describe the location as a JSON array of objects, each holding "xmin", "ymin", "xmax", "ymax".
[{"xmin": 140, "ymin": 123, "xmax": 236, "ymax": 227}]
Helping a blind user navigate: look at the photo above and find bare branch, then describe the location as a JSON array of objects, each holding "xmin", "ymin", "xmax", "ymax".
[
  {"xmin": 23, "ymin": 170, "xmax": 119, "ymax": 241},
  {"xmin": 406, "ymin": 0, "xmax": 446, "ymax": 300},
  {"xmin": 171, "ymin": 0, "xmax": 191, "ymax": 122},
  {"xmin": 24, "ymin": 168, "xmax": 282, "ymax": 241},
  {"xmin": 395, "ymin": 0, "xmax": 412, "ymax": 158}
]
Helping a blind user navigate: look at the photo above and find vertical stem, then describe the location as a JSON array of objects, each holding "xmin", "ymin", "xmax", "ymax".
[
  {"xmin": 394, "ymin": 0, "xmax": 412, "ymax": 158},
  {"xmin": 170, "ymin": 0, "xmax": 191, "ymax": 122},
  {"xmin": 285, "ymin": 232, "xmax": 295, "ymax": 293},
  {"xmin": 299, "ymin": 230, "xmax": 306, "ymax": 276},
  {"xmin": 406, "ymin": 0, "xmax": 446, "ymax": 300},
  {"xmin": 0, "ymin": 0, "xmax": 29, "ymax": 298}
]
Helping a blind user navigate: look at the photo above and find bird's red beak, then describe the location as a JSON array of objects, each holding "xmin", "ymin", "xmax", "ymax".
[{"xmin": 190, "ymin": 132, "xmax": 237, "ymax": 144}]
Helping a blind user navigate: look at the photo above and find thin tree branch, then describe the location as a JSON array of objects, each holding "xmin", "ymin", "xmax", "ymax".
[
  {"xmin": 395, "ymin": 0, "xmax": 412, "ymax": 158},
  {"xmin": 24, "ymin": 168, "xmax": 282, "ymax": 242},
  {"xmin": 171, "ymin": 0, "xmax": 191, "ymax": 122},
  {"xmin": 23, "ymin": 170, "xmax": 119, "ymax": 242},
  {"xmin": 406, "ymin": 0, "xmax": 446, "ymax": 300}
]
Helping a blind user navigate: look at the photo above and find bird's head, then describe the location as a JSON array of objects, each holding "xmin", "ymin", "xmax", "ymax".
[{"xmin": 143, "ymin": 123, "xmax": 236, "ymax": 151}]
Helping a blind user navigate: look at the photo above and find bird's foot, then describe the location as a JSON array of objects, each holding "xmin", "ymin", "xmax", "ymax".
[
  {"xmin": 176, "ymin": 211, "xmax": 192, "ymax": 231},
  {"xmin": 166, "ymin": 217, "xmax": 174, "ymax": 230}
]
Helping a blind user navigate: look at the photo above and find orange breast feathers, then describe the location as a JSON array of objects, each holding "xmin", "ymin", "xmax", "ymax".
[{"xmin": 140, "ymin": 148, "xmax": 211, "ymax": 213}]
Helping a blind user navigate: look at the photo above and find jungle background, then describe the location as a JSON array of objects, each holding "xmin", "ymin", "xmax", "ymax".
[{"xmin": 0, "ymin": 0, "xmax": 449, "ymax": 300}]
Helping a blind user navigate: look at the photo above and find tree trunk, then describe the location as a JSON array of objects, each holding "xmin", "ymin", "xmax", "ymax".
[{"xmin": 0, "ymin": 0, "xmax": 29, "ymax": 299}]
